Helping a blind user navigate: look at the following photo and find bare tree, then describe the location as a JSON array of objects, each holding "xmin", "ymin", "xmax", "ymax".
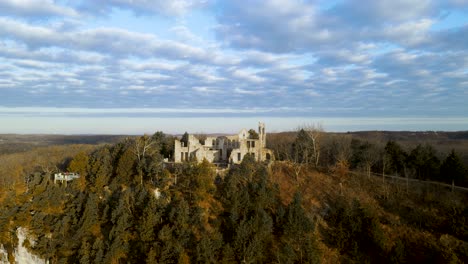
[
  {"xmin": 381, "ymin": 151, "xmax": 391, "ymax": 183},
  {"xmin": 129, "ymin": 134, "xmax": 160, "ymax": 185},
  {"xmin": 329, "ymin": 135, "xmax": 352, "ymax": 178},
  {"xmin": 302, "ymin": 123, "xmax": 324, "ymax": 168},
  {"xmin": 194, "ymin": 133, "xmax": 207, "ymax": 145},
  {"xmin": 361, "ymin": 143, "xmax": 380, "ymax": 178},
  {"xmin": 267, "ymin": 132, "xmax": 295, "ymax": 161}
]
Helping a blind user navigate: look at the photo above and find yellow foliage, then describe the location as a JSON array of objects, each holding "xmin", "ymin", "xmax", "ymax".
[
  {"xmin": 91, "ymin": 223, "xmax": 102, "ymax": 238},
  {"xmin": 68, "ymin": 151, "xmax": 89, "ymax": 176},
  {"xmin": 332, "ymin": 159, "xmax": 350, "ymax": 178},
  {"xmin": 178, "ymin": 252, "xmax": 190, "ymax": 264}
]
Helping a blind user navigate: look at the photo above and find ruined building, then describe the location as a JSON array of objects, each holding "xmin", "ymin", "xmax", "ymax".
[{"xmin": 174, "ymin": 122, "xmax": 274, "ymax": 164}]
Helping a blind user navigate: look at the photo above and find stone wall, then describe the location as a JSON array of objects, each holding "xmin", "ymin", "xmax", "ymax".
[{"xmin": 174, "ymin": 123, "xmax": 274, "ymax": 164}]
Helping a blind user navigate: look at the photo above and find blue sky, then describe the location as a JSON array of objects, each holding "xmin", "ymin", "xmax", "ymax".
[{"xmin": 0, "ymin": 0, "xmax": 467, "ymax": 134}]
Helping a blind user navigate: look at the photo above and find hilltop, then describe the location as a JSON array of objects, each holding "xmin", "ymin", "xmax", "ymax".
[{"xmin": 0, "ymin": 130, "xmax": 466, "ymax": 263}]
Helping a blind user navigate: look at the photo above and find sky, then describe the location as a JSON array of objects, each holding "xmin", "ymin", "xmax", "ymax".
[{"xmin": 0, "ymin": 0, "xmax": 467, "ymax": 134}]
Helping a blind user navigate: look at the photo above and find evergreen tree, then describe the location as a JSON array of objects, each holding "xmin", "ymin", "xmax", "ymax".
[
  {"xmin": 384, "ymin": 140, "xmax": 407, "ymax": 176},
  {"xmin": 292, "ymin": 129, "xmax": 313, "ymax": 164},
  {"xmin": 440, "ymin": 150, "xmax": 467, "ymax": 185},
  {"xmin": 408, "ymin": 144, "xmax": 440, "ymax": 180},
  {"xmin": 115, "ymin": 148, "xmax": 136, "ymax": 184},
  {"xmin": 180, "ymin": 132, "xmax": 189, "ymax": 146},
  {"xmin": 248, "ymin": 129, "xmax": 259, "ymax": 139},
  {"xmin": 278, "ymin": 192, "xmax": 320, "ymax": 263}
]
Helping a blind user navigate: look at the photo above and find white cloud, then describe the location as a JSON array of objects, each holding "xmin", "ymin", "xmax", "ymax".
[
  {"xmin": 333, "ymin": 0, "xmax": 435, "ymax": 24},
  {"xmin": 0, "ymin": 0, "xmax": 78, "ymax": 17},
  {"xmin": 0, "ymin": 0, "xmax": 466, "ymax": 126},
  {"xmin": 216, "ymin": 0, "xmax": 330, "ymax": 52},
  {"xmin": 0, "ymin": 18, "xmax": 224, "ymax": 64},
  {"xmin": 230, "ymin": 69, "xmax": 265, "ymax": 83},
  {"xmin": 82, "ymin": 0, "xmax": 209, "ymax": 16},
  {"xmin": 382, "ymin": 19, "xmax": 434, "ymax": 46}
]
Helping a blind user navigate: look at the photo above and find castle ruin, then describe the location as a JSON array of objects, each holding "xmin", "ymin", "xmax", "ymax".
[{"xmin": 174, "ymin": 122, "xmax": 274, "ymax": 164}]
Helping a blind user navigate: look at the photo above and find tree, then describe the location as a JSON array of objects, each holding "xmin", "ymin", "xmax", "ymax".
[
  {"xmin": 440, "ymin": 150, "xmax": 467, "ymax": 185},
  {"xmin": 89, "ymin": 146, "xmax": 112, "ymax": 189},
  {"xmin": 68, "ymin": 151, "xmax": 89, "ymax": 191},
  {"xmin": 291, "ymin": 129, "xmax": 311, "ymax": 180},
  {"xmin": 278, "ymin": 192, "xmax": 320, "ymax": 263},
  {"xmin": 116, "ymin": 148, "xmax": 136, "ymax": 183},
  {"xmin": 352, "ymin": 141, "xmax": 379, "ymax": 178},
  {"xmin": 384, "ymin": 141, "xmax": 407, "ymax": 176},
  {"xmin": 328, "ymin": 135, "xmax": 353, "ymax": 177},
  {"xmin": 130, "ymin": 134, "xmax": 161, "ymax": 185},
  {"xmin": 248, "ymin": 129, "xmax": 259, "ymax": 139},
  {"xmin": 180, "ymin": 132, "xmax": 189, "ymax": 146},
  {"xmin": 194, "ymin": 133, "xmax": 208, "ymax": 145},
  {"xmin": 292, "ymin": 129, "xmax": 312, "ymax": 165},
  {"xmin": 266, "ymin": 132, "xmax": 295, "ymax": 161},
  {"xmin": 407, "ymin": 144, "xmax": 440, "ymax": 180},
  {"xmin": 68, "ymin": 151, "xmax": 89, "ymax": 175},
  {"xmin": 303, "ymin": 123, "xmax": 324, "ymax": 168}
]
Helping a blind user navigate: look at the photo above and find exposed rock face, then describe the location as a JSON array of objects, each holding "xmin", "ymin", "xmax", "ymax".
[{"xmin": 0, "ymin": 228, "xmax": 45, "ymax": 264}]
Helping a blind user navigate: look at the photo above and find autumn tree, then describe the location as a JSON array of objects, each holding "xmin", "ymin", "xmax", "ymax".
[
  {"xmin": 88, "ymin": 146, "xmax": 112, "ymax": 190},
  {"xmin": 68, "ymin": 151, "xmax": 89, "ymax": 191},
  {"xmin": 115, "ymin": 147, "xmax": 136, "ymax": 184}
]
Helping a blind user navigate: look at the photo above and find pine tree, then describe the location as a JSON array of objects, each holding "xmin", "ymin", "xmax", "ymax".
[
  {"xmin": 408, "ymin": 144, "xmax": 440, "ymax": 180},
  {"xmin": 278, "ymin": 192, "xmax": 320, "ymax": 263},
  {"xmin": 440, "ymin": 150, "xmax": 467, "ymax": 185},
  {"xmin": 384, "ymin": 140, "xmax": 407, "ymax": 176}
]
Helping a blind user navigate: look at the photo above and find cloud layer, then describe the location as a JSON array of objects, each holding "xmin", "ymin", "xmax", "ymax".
[{"xmin": 0, "ymin": 0, "xmax": 467, "ymax": 130}]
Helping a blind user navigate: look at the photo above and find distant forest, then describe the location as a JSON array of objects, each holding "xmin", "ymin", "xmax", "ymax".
[{"xmin": 0, "ymin": 129, "xmax": 467, "ymax": 263}]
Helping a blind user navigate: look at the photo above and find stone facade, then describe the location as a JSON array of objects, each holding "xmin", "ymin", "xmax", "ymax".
[{"xmin": 174, "ymin": 122, "xmax": 274, "ymax": 164}]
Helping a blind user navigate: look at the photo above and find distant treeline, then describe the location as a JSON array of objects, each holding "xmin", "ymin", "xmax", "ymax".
[
  {"xmin": 0, "ymin": 134, "xmax": 128, "ymax": 155},
  {"xmin": 268, "ymin": 129, "xmax": 468, "ymax": 187}
]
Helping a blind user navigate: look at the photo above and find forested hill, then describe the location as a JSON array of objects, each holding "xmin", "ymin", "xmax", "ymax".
[
  {"xmin": 346, "ymin": 130, "xmax": 468, "ymax": 141},
  {"xmin": 0, "ymin": 133, "xmax": 467, "ymax": 263},
  {"xmin": 0, "ymin": 134, "xmax": 128, "ymax": 155}
]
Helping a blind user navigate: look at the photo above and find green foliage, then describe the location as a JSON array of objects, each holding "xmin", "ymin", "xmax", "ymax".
[
  {"xmin": 277, "ymin": 192, "xmax": 320, "ymax": 263},
  {"xmin": 67, "ymin": 151, "xmax": 89, "ymax": 176},
  {"xmin": 180, "ymin": 132, "xmax": 189, "ymax": 145},
  {"xmin": 248, "ymin": 129, "xmax": 259, "ymax": 139},
  {"xmin": 408, "ymin": 144, "xmax": 440, "ymax": 180},
  {"xmin": 292, "ymin": 129, "xmax": 313, "ymax": 164},
  {"xmin": 3, "ymin": 134, "xmax": 468, "ymax": 263},
  {"xmin": 441, "ymin": 150, "xmax": 467, "ymax": 185},
  {"xmin": 115, "ymin": 148, "xmax": 136, "ymax": 184},
  {"xmin": 384, "ymin": 140, "xmax": 408, "ymax": 176},
  {"xmin": 325, "ymin": 197, "xmax": 386, "ymax": 262}
]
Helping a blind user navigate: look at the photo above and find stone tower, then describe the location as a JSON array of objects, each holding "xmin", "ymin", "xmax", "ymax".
[{"xmin": 258, "ymin": 122, "xmax": 266, "ymax": 148}]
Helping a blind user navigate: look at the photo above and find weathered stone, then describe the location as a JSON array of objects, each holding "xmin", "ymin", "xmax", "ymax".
[{"xmin": 174, "ymin": 122, "xmax": 274, "ymax": 164}]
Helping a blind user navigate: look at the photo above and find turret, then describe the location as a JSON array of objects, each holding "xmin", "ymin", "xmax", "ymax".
[{"xmin": 258, "ymin": 122, "xmax": 266, "ymax": 148}]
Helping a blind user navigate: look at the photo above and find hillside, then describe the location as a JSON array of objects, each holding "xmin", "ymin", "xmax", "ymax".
[
  {"xmin": 271, "ymin": 162, "xmax": 468, "ymax": 263},
  {"xmin": 0, "ymin": 133, "xmax": 467, "ymax": 263}
]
